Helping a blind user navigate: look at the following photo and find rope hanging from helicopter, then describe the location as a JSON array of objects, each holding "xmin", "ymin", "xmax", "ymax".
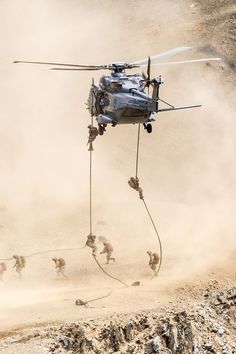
[
  {"xmin": 88, "ymin": 81, "xmax": 129, "ymax": 287},
  {"xmin": 133, "ymin": 123, "xmax": 163, "ymax": 276},
  {"xmin": 0, "ymin": 246, "xmax": 86, "ymax": 261}
]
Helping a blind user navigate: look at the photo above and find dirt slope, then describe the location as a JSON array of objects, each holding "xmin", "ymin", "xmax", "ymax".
[{"xmin": 1, "ymin": 272, "xmax": 236, "ymax": 353}]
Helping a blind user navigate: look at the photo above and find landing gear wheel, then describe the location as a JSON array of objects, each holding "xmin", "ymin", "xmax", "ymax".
[
  {"xmin": 146, "ymin": 124, "xmax": 152, "ymax": 133},
  {"xmin": 98, "ymin": 124, "xmax": 105, "ymax": 136}
]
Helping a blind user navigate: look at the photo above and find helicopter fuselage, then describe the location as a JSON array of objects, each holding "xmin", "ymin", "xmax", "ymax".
[
  {"xmin": 14, "ymin": 51, "xmax": 207, "ymax": 135},
  {"xmin": 88, "ymin": 68, "xmax": 157, "ymax": 127}
]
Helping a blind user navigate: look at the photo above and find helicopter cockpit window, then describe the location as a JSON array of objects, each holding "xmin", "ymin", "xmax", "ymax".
[{"xmin": 111, "ymin": 82, "xmax": 122, "ymax": 89}]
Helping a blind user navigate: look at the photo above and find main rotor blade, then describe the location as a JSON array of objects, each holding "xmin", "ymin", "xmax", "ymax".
[
  {"xmin": 51, "ymin": 67, "xmax": 102, "ymax": 71},
  {"xmin": 13, "ymin": 60, "xmax": 104, "ymax": 68},
  {"xmin": 140, "ymin": 57, "xmax": 221, "ymax": 67},
  {"xmin": 133, "ymin": 47, "xmax": 192, "ymax": 65}
]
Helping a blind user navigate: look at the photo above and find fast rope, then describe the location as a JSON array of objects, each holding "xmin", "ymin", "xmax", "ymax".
[
  {"xmin": 135, "ymin": 123, "xmax": 163, "ymax": 276},
  {"xmin": 89, "ymin": 121, "xmax": 93, "ymax": 235},
  {"xmin": 93, "ymin": 255, "xmax": 128, "ymax": 287},
  {"xmin": 75, "ymin": 291, "xmax": 112, "ymax": 306},
  {"xmin": 88, "ymin": 87, "xmax": 128, "ymax": 287},
  {"xmin": 26, "ymin": 246, "xmax": 85, "ymax": 258},
  {"xmin": 0, "ymin": 246, "xmax": 85, "ymax": 262},
  {"xmin": 135, "ymin": 123, "xmax": 141, "ymax": 179}
]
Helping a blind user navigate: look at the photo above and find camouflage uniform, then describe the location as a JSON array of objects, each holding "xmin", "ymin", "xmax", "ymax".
[
  {"xmin": 128, "ymin": 177, "xmax": 144, "ymax": 199},
  {"xmin": 100, "ymin": 242, "xmax": 115, "ymax": 264},
  {"xmin": 0, "ymin": 262, "xmax": 7, "ymax": 281},
  {"xmin": 52, "ymin": 257, "xmax": 68, "ymax": 278},
  {"xmin": 12, "ymin": 255, "xmax": 25, "ymax": 278},
  {"xmin": 87, "ymin": 125, "xmax": 98, "ymax": 151},
  {"xmin": 147, "ymin": 251, "xmax": 159, "ymax": 276},
  {"xmin": 86, "ymin": 234, "xmax": 97, "ymax": 256}
]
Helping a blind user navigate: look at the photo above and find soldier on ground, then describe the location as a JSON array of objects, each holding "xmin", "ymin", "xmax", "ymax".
[
  {"xmin": 0, "ymin": 262, "xmax": 7, "ymax": 281},
  {"xmin": 52, "ymin": 257, "xmax": 68, "ymax": 279},
  {"xmin": 87, "ymin": 125, "xmax": 98, "ymax": 151},
  {"xmin": 85, "ymin": 233, "xmax": 97, "ymax": 256},
  {"xmin": 128, "ymin": 177, "xmax": 144, "ymax": 199},
  {"xmin": 100, "ymin": 242, "xmax": 115, "ymax": 264},
  {"xmin": 12, "ymin": 255, "xmax": 26, "ymax": 278},
  {"xmin": 147, "ymin": 251, "xmax": 160, "ymax": 276}
]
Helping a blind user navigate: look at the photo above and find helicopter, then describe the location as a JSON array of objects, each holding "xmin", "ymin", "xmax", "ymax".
[{"xmin": 14, "ymin": 47, "xmax": 220, "ymax": 135}]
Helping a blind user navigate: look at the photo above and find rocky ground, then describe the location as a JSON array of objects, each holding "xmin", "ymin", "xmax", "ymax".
[{"xmin": 1, "ymin": 276, "xmax": 236, "ymax": 353}]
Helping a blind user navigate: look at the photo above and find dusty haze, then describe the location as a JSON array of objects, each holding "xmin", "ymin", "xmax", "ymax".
[{"xmin": 0, "ymin": 0, "xmax": 235, "ymax": 330}]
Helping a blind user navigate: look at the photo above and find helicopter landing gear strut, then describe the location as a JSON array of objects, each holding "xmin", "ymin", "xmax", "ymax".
[
  {"xmin": 98, "ymin": 123, "xmax": 107, "ymax": 136},
  {"xmin": 143, "ymin": 123, "xmax": 152, "ymax": 134}
]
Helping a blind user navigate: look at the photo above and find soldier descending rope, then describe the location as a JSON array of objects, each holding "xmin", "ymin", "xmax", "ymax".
[
  {"xmin": 147, "ymin": 251, "xmax": 160, "ymax": 276},
  {"xmin": 128, "ymin": 176, "xmax": 144, "ymax": 199},
  {"xmin": 87, "ymin": 125, "xmax": 98, "ymax": 151},
  {"xmin": 85, "ymin": 233, "xmax": 97, "ymax": 256}
]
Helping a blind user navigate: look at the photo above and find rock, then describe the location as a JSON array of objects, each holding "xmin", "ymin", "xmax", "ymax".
[{"xmin": 218, "ymin": 328, "xmax": 225, "ymax": 336}]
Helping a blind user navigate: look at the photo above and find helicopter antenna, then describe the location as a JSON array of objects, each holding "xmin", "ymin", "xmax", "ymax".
[{"xmin": 147, "ymin": 56, "xmax": 151, "ymax": 87}]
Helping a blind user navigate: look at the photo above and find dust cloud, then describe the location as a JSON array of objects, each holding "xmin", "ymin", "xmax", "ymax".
[{"xmin": 0, "ymin": 0, "xmax": 235, "ymax": 329}]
